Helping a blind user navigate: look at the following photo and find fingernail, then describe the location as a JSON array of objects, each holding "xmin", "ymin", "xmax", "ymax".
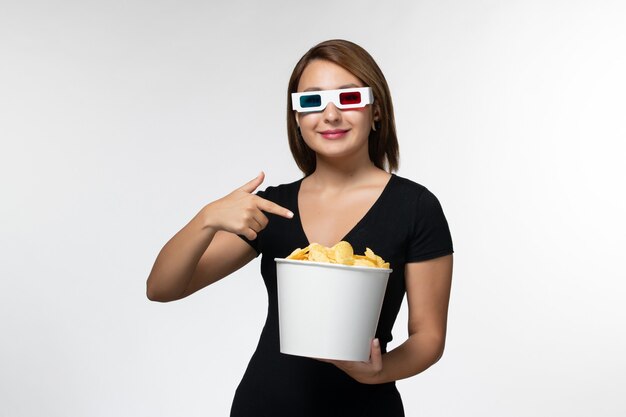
[
  {"xmin": 373, "ymin": 338, "xmax": 380, "ymax": 347},
  {"xmin": 287, "ymin": 211, "xmax": 294, "ymax": 218}
]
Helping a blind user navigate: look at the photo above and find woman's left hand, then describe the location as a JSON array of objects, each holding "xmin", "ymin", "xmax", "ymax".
[{"xmin": 320, "ymin": 338, "xmax": 384, "ymax": 384}]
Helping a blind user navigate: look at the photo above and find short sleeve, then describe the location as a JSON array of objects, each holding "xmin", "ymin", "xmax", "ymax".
[
  {"xmin": 406, "ymin": 188, "xmax": 454, "ymax": 263},
  {"xmin": 237, "ymin": 189, "xmax": 265, "ymax": 256}
]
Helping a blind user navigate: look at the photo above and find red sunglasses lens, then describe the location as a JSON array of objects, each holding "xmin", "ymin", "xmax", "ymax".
[{"xmin": 339, "ymin": 91, "xmax": 362, "ymax": 105}]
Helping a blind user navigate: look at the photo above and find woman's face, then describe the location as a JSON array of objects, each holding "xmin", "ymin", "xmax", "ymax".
[{"xmin": 295, "ymin": 59, "xmax": 376, "ymax": 164}]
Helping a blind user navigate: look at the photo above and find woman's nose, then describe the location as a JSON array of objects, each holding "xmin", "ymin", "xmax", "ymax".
[{"xmin": 322, "ymin": 102, "xmax": 341, "ymax": 124}]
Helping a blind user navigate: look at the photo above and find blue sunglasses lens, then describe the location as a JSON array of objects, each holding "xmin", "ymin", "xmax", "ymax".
[{"xmin": 300, "ymin": 94, "xmax": 322, "ymax": 108}]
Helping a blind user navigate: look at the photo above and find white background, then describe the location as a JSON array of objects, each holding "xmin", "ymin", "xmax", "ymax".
[{"xmin": 1, "ymin": 1, "xmax": 625, "ymax": 416}]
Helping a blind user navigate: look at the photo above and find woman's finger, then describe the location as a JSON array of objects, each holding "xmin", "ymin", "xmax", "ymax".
[
  {"xmin": 238, "ymin": 171, "xmax": 265, "ymax": 194},
  {"xmin": 250, "ymin": 210, "xmax": 269, "ymax": 231},
  {"xmin": 242, "ymin": 212, "xmax": 265, "ymax": 237},
  {"xmin": 256, "ymin": 196, "xmax": 294, "ymax": 219},
  {"xmin": 243, "ymin": 228, "xmax": 258, "ymax": 241},
  {"xmin": 370, "ymin": 339, "xmax": 383, "ymax": 371}
]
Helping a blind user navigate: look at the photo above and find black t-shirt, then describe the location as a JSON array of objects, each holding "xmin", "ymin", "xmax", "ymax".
[{"xmin": 231, "ymin": 174, "xmax": 453, "ymax": 417}]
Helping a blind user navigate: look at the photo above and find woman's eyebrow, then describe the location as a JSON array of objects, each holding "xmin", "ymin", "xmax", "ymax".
[{"xmin": 302, "ymin": 83, "xmax": 361, "ymax": 92}]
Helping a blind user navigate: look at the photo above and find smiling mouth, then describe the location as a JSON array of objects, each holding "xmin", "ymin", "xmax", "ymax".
[{"xmin": 319, "ymin": 129, "xmax": 349, "ymax": 139}]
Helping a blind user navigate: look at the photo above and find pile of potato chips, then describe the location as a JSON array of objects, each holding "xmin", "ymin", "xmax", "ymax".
[{"xmin": 286, "ymin": 241, "xmax": 390, "ymax": 269}]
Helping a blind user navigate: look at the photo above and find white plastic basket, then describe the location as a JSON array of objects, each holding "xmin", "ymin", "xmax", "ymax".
[{"xmin": 275, "ymin": 258, "xmax": 392, "ymax": 361}]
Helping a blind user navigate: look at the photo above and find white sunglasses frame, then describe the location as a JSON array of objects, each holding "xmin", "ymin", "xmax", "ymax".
[{"xmin": 291, "ymin": 87, "xmax": 374, "ymax": 113}]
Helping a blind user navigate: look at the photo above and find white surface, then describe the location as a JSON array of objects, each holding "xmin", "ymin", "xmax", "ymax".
[
  {"xmin": 276, "ymin": 259, "xmax": 391, "ymax": 361},
  {"xmin": 1, "ymin": 1, "xmax": 625, "ymax": 416}
]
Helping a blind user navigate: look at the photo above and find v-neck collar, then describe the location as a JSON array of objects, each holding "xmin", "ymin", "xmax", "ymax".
[{"xmin": 293, "ymin": 174, "xmax": 396, "ymax": 246}]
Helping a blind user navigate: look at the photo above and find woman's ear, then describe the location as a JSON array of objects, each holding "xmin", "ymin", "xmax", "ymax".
[
  {"xmin": 371, "ymin": 104, "xmax": 382, "ymax": 132},
  {"xmin": 373, "ymin": 104, "xmax": 381, "ymax": 122}
]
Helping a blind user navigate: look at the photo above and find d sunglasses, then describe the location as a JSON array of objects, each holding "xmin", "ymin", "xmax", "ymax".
[{"xmin": 292, "ymin": 87, "xmax": 374, "ymax": 113}]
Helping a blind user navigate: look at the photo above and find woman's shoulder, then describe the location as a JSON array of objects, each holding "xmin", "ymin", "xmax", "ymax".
[
  {"xmin": 389, "ymin": 174, "xmax": 428, "ymax": 196},
  {"xmin": 388, "ymin": 174, "xmax": 447, "ymax": 209},
  {"xmin": 257, "ymin": 177, "xmax": 303, "ymax": 202}
]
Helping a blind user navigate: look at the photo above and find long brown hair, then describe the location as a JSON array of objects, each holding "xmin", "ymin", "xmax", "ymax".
[{"xmin": 287, "ymin": 39, "xmax": 399, "ymax": 176}]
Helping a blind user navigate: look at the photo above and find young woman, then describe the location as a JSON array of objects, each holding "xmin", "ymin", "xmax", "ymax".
[{"xmin": 147, "ymin": 39, "xmax": 454, "ymax": 417}]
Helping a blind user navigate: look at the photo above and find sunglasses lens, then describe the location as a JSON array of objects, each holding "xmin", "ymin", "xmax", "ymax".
[
  {"xmin": 300, "ymin": 94, "xmax": 322, "ymax": 108},
  {"xmin": 339, "ymin": 91, "xmax": 362, "ymax": 105}
]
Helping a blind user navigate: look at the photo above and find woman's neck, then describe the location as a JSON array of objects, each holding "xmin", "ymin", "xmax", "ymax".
[{"xmin": 307, "ymin": 156, "xmax": 388, "ymax": 192}]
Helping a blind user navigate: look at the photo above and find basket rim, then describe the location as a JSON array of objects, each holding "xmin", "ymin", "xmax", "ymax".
[{"xmin": 274, "ymin": 258, "xmax": 392, "ymax": 273}]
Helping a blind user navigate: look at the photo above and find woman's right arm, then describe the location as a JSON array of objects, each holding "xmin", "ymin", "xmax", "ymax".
[{"xmin": 146, "ymin": 172, "xmax": 293, "ymax": 302}]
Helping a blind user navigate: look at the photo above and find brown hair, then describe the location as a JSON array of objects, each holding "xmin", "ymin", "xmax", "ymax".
[{"xmin": 287, "ymin": 39, "xmax": 399, "ymax": 176}]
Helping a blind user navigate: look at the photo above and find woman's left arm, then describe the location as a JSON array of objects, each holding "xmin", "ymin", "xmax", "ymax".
[{"xmin": 327, "ymin": 254, "xmax": 453, "ymax": 384}]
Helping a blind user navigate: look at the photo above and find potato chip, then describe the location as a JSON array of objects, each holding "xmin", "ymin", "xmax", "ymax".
[
  {"xmin": 287, "ymin": 247, "xmax": 309, "ymax": 260},
  {"xmin": 286, "ymin": 241, "xmax": 389, "ymax": 269},
  {"xmin": 308, "ymin": 243, "xmax": 331, "ymax": 263},
  {"xmin": 353, "ymin": 256, "xmax": 377, "ymax": 268},
  {"xmin": 332, "ymin": 241, "xmax": 354, "ymax": 265},
  {"xmin": 365, "ymin": 247, "xmax": 386, "ymax": 268}
]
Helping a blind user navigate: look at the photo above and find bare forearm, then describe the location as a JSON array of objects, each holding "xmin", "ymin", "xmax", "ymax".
[
  {"xmin": 146, "ymin": 211, "xmax": 216, "ymax": 302},
  {"xmin": 146, "ymin": 173, "xmax": 294, "ymax": 302},
  {"xmin": 376, "ymin": 332, "xmax": 445, "ymax": 384}
]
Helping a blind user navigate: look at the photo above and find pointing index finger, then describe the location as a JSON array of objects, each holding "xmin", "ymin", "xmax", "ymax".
[{"xmin": 255, "ymin": 196, "xmax": 294, "ymax": 219}]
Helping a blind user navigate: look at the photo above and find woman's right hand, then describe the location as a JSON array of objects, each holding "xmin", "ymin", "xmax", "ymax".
[
  {"xmin": 146, "ymin": 172, "xmax": 293, "ymax": 301},
  {"xmin": 201, "ymin": 172, "xmax": 294, "ymax": 240}
]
